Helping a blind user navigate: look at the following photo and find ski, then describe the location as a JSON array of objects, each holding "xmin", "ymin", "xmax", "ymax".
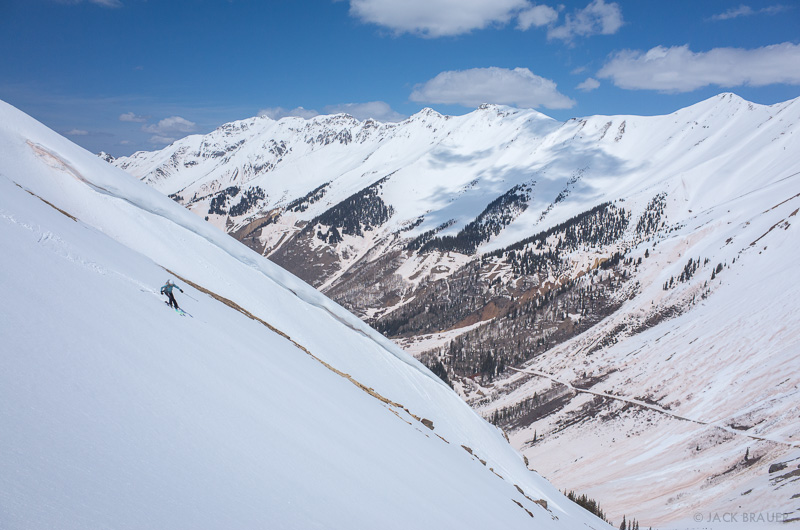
[
  {"xmin": 164, "ymin": 300, "xmax": 192, "ymax": 317},
  {"xmin": 174, "ymin": 307, "xmax": 192, "ymax": 318}
]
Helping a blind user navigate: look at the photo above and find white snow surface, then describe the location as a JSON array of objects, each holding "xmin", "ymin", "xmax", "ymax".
[{"xmin": 0, "ymin": 100, "xmax": 610, "ymax": 529}]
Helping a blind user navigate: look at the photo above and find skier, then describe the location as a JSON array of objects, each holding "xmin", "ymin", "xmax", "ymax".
[{"xmin": 160, "ymin": 279, "xmax": 184, "ymax": 310}]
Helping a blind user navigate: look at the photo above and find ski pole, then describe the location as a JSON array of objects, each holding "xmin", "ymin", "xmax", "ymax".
[{"xmin": 183, "ymin": 292, "xmax": 199, "ymax": 302}]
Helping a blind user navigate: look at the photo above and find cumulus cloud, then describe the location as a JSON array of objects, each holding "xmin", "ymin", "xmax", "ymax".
[
  {"xmin": 142, "ymin": 116, "xmax": 197, "ymax": 135},
  {"xmin": 710, "ymin": 4, "xmax": 789, "ymax": 21},
  {"xmin": 344, "ymin": 0, "xmax": 622, "ymax": 40},
  {"xmin": 141, "ymin": 116, "xmax": 197, "ymax": 145},
  {"xmin": 257, "ymin": 106, "xmax": 320, "ymax": 120},
  {"xmin": 597, "ymin": 43, "xmax": 800, "ymax": 93},
  {"xmin": 119, "ymin": 111, "xmax": 148, "ymax": 123},
  {"xmin": 517, "ymin": 4, "xmax": 560, "ymax": 30},
  {"xmin": 577, "ymin": 77, "xmax": 600, "ymax": 91},
  {"xmin": 410, "ymin": 67, "xmax": 575, "ymax": 109},
  {"xmin": 66, "ymin": 129, "xmax": 89, "ymax": 136},
  {"xmin": 323, "ymin": 101, "xmax": 405, "ymax": 122},
  {"xmin": 547, "ymin": 0, "xmax": 622, "ymax": 41},
  {"xmin": 347, "ymin": 0, "xmax": 529, "ymax": 37}
]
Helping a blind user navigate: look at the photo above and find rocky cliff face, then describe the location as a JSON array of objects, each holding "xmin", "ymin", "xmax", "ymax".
[{"xmin": 114, "ymin": 93, "xmax": 800, "ymax": 526}]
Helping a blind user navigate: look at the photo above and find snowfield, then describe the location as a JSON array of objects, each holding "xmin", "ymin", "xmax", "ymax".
[{"xmin": 0, "ymin": 100, "xmax": 612, "ymax": 529}]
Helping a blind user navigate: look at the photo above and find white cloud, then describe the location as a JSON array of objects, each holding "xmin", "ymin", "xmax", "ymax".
[
  {"xmin": 142, "ymin": 116, "xmax": 197, "ymax": 135},
  {"xmin": 547, "ymin": 0, "xmax": 622, "ymax": 41},
  {"xmin": 712, "ymin": 5, "xmax": 755, "ymax": 20},
  {"xmin": 119, "ymin": 112, "xmax": 148, "ymax": 123},
  {"xmin": 323, "ymin": 101, "xmax": 405, "ymax": 122},
  {"xmin": 347, "ymin": 0, "xmax": 529, "ymax": 37},
  {"xmin": 345, "ymin": 0, "xmax": 623, "ymax": 40},
  {"xmin": 66, "ymin": 129, "xmax": 89, "ymax": 136},
  {"xmin": 149, "ymin": 135, "xmax": 176, "ymax": 145},
  {"xmin": 257, "ymin": 106, "xmax": 320, "ymax": 120},
  {"xmin": 577, "ymin": 77, "xmax": 600, "ymax": 91},
  {"xmin": 710, "ymin": 4, "xmax": 789, "ymax": 21},
  {"xmin": 410, "ymin": 67, "xmax": 575, "ymax": 109},
  {"xmin": 517, "ymin": 4, "xmax": 559, "ymax": 30},
  {"xmin": 597, "ymin": 43, "xmax": 800, "ymax": 93}
]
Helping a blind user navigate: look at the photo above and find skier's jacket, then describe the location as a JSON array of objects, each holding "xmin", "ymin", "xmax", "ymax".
[{"xmin": 160, "ymin": 282, "xmax": 183, "ymax": 295}]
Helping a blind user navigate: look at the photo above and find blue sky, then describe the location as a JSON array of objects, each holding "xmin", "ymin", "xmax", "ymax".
[{"xmin": 1, "ymin": 0, "xmax": 799, "ymax": 156}]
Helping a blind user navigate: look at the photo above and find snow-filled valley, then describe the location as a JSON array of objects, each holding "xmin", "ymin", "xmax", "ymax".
[
  {"xmin": 107, "ymin": 92, "xmax": 800, "ymax": 528},
  {"xmin": 0, "ymin": 99, "xmax": 614, "ymax": 529}
]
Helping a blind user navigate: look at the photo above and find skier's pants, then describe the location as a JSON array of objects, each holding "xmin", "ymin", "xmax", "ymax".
[{"xmin": 167, "ymin": 292, "xmax": 179, "ymax": 309}]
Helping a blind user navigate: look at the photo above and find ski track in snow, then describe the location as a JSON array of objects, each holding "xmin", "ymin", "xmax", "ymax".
[{"xmin": 2, "ymin": 178, "xmax": 180, "ymax": 304}]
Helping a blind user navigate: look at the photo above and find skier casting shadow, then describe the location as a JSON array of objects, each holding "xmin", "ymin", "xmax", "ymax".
[{"xmin": 161, "ymin": 279, "xmax": 184, "ymax": 310}]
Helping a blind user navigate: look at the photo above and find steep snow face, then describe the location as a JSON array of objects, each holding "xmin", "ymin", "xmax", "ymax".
[{"xmin": 0, "ymin": 100, "xmax": 609, "ymax": 529}]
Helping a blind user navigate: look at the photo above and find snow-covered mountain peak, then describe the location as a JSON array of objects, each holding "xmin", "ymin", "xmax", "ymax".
[
  {"xmin": 715, "ymin": 91, "xmax": 746, "ymax": 103},
  {"xmin": 475, "ymin": 102, "xmax": 520, "ymax": 114},
  {"xmin": 407, "ymin": 106, "xmax": 448, "ymax": 121},
  {"xmin": 475, "ymin": 102, "xmax": 528, "ymax": 118},
  {"xmin": 675, "ymin": 91, "xmax": 770, "ymax": 120},
  {"xmin": 309, "ymin": 111, "xmax": 361, "ymax": 126}
]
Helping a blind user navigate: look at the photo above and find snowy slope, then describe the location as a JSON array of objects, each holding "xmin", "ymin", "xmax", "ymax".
[
  {"xmin": 0, "ymin": 100, "xmax": 610, "ymax": 529},
  {"xmin": 484, "ymin": 170, "xmax": 800, "ymax": 528}
]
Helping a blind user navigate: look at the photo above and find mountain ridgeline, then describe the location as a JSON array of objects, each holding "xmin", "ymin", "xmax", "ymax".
[{"xmin": 113, "ymin": 93, "xmax": 800, "ymax": 526}]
